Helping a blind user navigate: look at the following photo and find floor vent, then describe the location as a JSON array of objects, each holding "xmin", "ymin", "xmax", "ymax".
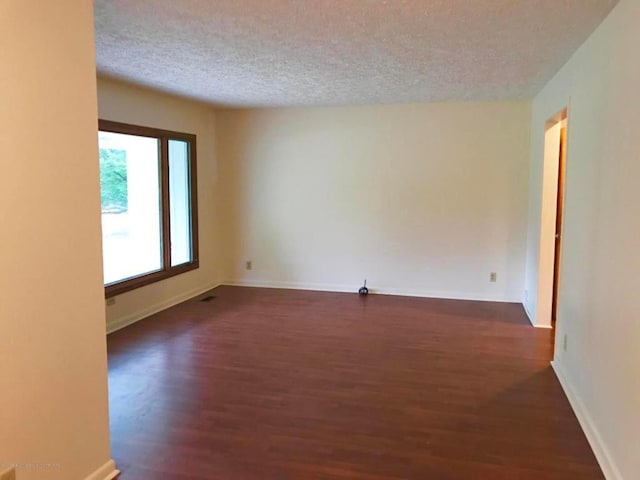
[{"xmin": 200, "ymin": 295, "xmax": 217, "ymax": 302}]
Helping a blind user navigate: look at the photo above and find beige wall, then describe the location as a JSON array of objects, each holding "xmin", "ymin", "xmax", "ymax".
[
  {"xmin": 216, "ymin": 102, "xmax": 531, "ymax": 301},
  {"xmin": 524, "ymin": 0, "xmax": 639, "ymax": 478},
  {"xmin": 0, "ymin": 2, "xmax": 116, "ymax": 480},
  {"xmin": 97, "ymin": 78, "xmax": 221, "ymax": 332}
]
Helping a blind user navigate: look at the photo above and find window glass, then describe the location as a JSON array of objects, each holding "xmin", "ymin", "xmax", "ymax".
[
  {"xmin": 99, "ymin": 131, "xmax": 162, "ymax": 285},
  {"xmin": 168, "ymin": 139, "xmax": 192, "ymax": 266}
]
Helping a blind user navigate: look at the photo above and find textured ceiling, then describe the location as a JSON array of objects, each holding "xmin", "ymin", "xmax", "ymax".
[{"xmin": 94, "ymin": 0, "xmax": 618, "ymax": 107}]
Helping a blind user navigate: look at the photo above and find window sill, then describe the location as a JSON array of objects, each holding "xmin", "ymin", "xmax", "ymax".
[{"xmin": 105, "ymin": 261, "xmax": 199, "ymax": 298}]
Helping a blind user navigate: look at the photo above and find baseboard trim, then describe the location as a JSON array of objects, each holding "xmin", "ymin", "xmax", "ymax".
[
  {"xmin": 107, "ymin": 282, "xmax": 221, "ymax": 334},
  {"xmin": 551, "ymin": 361, "xmax": 622, "ymax": 480},
  {"xmin": 522, "ymin": 302, "xmax": 553, "ymax": 328},
  {"xmin": 222, "ymin": 279, "xmax": 520, "ymax": 303},
  {"xmin": 523, "ymin": 301, "xmax": 535, "ymax": 325},
  {"xmin": 84, "ymin": 460, "xmax": 119, "ymax": 480},
  {"xmin": 0, "ymin": 467, "xmax": 15, "ymax": 480}
]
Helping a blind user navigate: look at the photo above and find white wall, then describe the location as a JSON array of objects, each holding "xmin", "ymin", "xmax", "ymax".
[
  {"xmin": 524, "ymin": 0, "xmax": 639, "ymax": 478},
  {"xmin": 0, "ymin": 2, "xmax": 116, "ymax": 479},
  {"xmin": 217, "ymin": 102, "xmax": 531, "ymax": 301},
  {"xmin": 97, "ymin": 78, "xmax": 221, "ymax": 333}
]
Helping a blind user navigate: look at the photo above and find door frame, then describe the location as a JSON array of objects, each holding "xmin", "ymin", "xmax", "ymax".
[{"xmin": 535, "ymin": 108, "xmax": 569, "ymax": 329}]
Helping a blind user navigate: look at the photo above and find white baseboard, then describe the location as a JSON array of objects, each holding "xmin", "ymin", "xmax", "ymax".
[
  {"xmin": 222, "ymin": 279, "xmax": 520, "ymax": 303},
  {"xmin": 523, "ymin": 301, "xmax": 535, "ymax": 325},
  {"xmin": 551, "ymin": 361, "xmax": 622, "ymax": 480},
  {"xmin": 84, "ymin": 460, "xmax": 119, "ymax": 480},
  {"xmin": 0, "ymin": 467, "xmax": 15, "ymax": 480},
  {"xmin": 107, "ymin": 282, "xmax": 220, "ymax": 334},
  {"xmin": 522, "ymin": 302, "xmax": 553, "ymax": 328},
  {"xmin": 223, "ymin": 279, "xmax": 358, "ymax": 295}
]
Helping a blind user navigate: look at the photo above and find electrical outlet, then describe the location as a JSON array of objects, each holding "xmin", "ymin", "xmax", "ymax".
[
  {"xmin": 490, "ymin": 272, "xmax": 497, "ymax": 282},
  {"xmin": 245, "ymin": 260, "xmax": 252, "ymax": 271},
  {"xmin": 563, "ymin": 334, "xmax": 568, "ymax": 352},
  {"xmin": 106, "ymin": 297, "xmax": 116, "ymax": 306},
  {"xmin": 0, "ymin": 467, "xmax": 16, "ymax": 480}
]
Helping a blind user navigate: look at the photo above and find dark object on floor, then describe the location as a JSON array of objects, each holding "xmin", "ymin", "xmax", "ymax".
[{"xmin": 358, "ymin": 279, "xmax": 369, "ymax": 296}]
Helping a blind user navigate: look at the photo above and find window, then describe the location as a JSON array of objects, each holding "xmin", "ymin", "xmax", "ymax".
[{"xmin": 98, "ymin": 120, "xmax": 198, "ymax": 297}]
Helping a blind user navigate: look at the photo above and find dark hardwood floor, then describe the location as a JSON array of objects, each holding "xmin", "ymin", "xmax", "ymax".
[{"xmin": 107, "ymin": 286, "xmax": 603, "ymax": 479}]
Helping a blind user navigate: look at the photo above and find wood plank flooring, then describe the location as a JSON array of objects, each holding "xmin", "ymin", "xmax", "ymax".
[{"xmin": 107, "ymin": 286, "xmax": 603, "ymax": 479}]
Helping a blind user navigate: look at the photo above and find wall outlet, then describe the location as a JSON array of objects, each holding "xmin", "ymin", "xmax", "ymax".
[
  {"xmin": 489, "ymin": 272, "xmax": 497, "ymax": 282},
  {"xmin": 106, "ymin": 297, "xmax": 116, "ymax": 306},
  {"xmin": 245, "ymin": 260, "xmax": 252, "ymax": 271},
  {"xmin": 0, "ymin": 467, "xmax": 16, "ymax": 480},
  {"xmin": 563, "ymin": 334, "xmax": 568, "ymax": 352}
]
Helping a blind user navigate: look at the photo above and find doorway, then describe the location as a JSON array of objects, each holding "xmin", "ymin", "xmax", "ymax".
[
  {"xmin": 551, "ymin": 123, "xmax": 567, "ymax": 326},
  {"xmin": 536, "ymin": 109, "xmax": 568, "ymax": 329}
]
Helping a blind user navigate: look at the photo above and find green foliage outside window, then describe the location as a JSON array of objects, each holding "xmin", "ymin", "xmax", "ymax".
[{"xmin": 100, "ymin": 148, "xmax": 127, "ymax": 212}]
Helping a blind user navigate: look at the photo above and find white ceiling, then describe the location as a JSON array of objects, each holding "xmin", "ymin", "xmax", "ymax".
[{"xmin": 94, "ymin": 0, "xmax": 618, "ymax": 108}]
